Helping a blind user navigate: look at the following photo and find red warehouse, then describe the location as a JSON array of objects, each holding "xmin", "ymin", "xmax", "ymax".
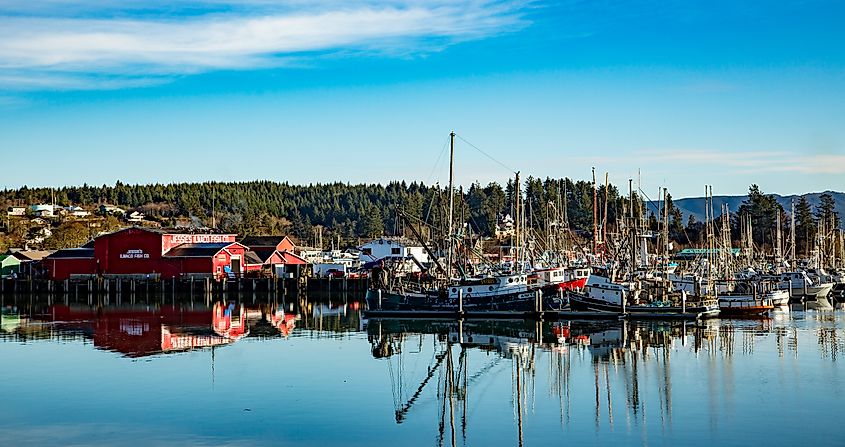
[{"xmin": 45, "ymin": 227, "xmax": 261, "ymax": 280}]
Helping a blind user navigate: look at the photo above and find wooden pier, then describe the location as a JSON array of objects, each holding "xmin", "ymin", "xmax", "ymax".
[{"xmin": 0, "ymin": 276, "xmax": 371, "ymax": 298}]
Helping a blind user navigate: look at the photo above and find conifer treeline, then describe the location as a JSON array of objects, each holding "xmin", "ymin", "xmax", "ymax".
[
  {"xmin": 0, "ymin": 178, "xmax": 628, "ymax": 243},
  {"xmin": 1, "ymin": 181, "xmax": 836, "ymax": 252}
]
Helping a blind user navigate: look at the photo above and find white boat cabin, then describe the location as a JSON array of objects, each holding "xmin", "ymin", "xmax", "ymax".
[
  {"xmin": 446, "ymin": 274, "xmax": 530, "ymax": 300},
  {"xmin": 583, "ymin": 275, "xmax": 630, "ymax": 306}
]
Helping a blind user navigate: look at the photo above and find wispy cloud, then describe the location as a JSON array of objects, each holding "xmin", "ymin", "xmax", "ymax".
[{"xmin": 0, "ymin": 1, "xmax": 532, "ymax": 90}]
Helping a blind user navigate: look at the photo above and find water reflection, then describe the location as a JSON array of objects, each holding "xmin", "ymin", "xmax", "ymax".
[
  {"xmin": 1, "ymin": 294, "xmax": 845, "ymax": 446},
  {"xmin": 365, "ymin": 312, "xmax": 845, "ymax": 444},
  {"xmin": 0, "ymin": 295, "xmax": 309, "ymax": 357}
]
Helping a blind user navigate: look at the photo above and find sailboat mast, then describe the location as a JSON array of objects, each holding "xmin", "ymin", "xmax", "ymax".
[{"xmin": 447, "ymin": 131, "xmax": 456, "ymax": 278}]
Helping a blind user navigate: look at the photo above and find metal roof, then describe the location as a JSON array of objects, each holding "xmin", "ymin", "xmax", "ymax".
[
  {"xmin": 47, "ymin": 248, "xmax": 95, "ymax": 259},
  {"xmin": 244, "ymin": 250, "xmax": 264, "ymax": 265},
  {"xmin": 239, "ymin": 236, "xmax": 294, "ymax": 248}
]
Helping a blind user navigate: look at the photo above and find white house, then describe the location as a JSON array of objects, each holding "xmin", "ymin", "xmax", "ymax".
[
  {"xmin": 30, "ymin": 204, "xmax": 54, "ymax": 217},
  {"xmin": 495, "ymin": 213, "xmax": 515, "ymax": 239},
  {"xmin": 126, "ymin": 211, "xmax": 145, "ymax": 223},
  {"xmin": 100, "ymin": 204, "xmax": 125, "ymax": 215},
  {"xmin": 359, "ymin": 237, "xmax": 429, "ymax": 271},
  {"xmin": 66, "ymin": 206, "xmax": 91, "ymax": 218},
  {"xmin": 6, "ymin": 207, "xmax": 26, "ymax": 217}
]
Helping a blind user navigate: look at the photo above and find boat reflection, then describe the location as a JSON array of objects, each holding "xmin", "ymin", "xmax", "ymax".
[{"xmin": 365, "ymin": 315, "xmax": 845, "ymax": 444}]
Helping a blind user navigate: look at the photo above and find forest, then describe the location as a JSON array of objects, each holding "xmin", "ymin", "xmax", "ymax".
[{"xmin": 0, "ymin": 180, "xmax": 839, "ymax": 254}]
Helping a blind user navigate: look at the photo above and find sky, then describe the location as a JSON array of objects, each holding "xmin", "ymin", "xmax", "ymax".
[{"xmin": 0, "ymin": 0, "xmax": 843, "ymax": 198}]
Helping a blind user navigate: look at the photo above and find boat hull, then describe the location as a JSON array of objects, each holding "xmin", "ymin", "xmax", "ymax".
[
  {"xmin": 365, "ymin": 288, "xmax": 564, "ymax": 312},
  {"xmin": 718, "ymin": 298, "xmax": 774, "ymax": 316},
  {"xmin": 568, "ymin": 291, "xmax": 720, "ymax": 318}
]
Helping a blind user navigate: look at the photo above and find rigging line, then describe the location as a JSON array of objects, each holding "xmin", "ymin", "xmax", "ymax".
[
  {"xmin": 455, "ymin": 134, "xmax": 517, "ymax": 174},
  {"xmin": 637, "ymin": 187, "xmax": 662, "ymax": 215},
  {"xmin": 427, "ymin": 137, "xmax": 451, "ymax": 184}
]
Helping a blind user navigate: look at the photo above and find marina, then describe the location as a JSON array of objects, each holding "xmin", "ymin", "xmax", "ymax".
[
  {"xmin": 2, "ymin": 2, "xmax": 844, "ymax": 444},
  {"xmin": 2, "ymin": 292, "xmax": 845, "ymax": 446}
]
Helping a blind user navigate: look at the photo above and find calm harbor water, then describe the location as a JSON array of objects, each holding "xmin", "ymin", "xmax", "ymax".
[{"xmin": 2, "ymin": 294, "xmax": 844, "ymax": 446}]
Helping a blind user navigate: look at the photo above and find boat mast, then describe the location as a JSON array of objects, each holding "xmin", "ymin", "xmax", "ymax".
[
  {"xmin": 603, "ymin": 172, "xmax": 609, "ymax": 249},
  {"xmin": 663, "ymin": 187, "xmax": 669, "ymax": 265},
  {"xmin": 790, "ymin": 199, "xmax": 796, "ymax": 269},
  {"xmin": 592, "ymin": 168, "xmax": 598, "ymax": 255},
  {"xmin": 514, "ymin": 171, "xmax": 521, "ymax": 273},
  {"xmin": 447, "ymin": 131, "xmax": 456, "ymax": 278},
  {"xmin": 775, "ymin": 210, "xmax": 783, "ymax": 265}
]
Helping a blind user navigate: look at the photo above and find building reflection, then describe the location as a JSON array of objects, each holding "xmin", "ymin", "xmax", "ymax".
[{"xmin": 0, "ymin": 293, "xmax": 325, "ymax": 356}]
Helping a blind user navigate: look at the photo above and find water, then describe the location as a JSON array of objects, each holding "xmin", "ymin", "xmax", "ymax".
[{"xmin": 2, "ymin": 294, "xmax": 844, "ymax": 446}]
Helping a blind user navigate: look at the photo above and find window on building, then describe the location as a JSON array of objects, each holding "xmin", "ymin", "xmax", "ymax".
[{"xmin": 391, "ymin": 247, "xmax": 400, "ymax": 255}]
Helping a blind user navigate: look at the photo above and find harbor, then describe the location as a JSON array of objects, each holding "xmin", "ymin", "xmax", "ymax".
[
  {"xmin": 2, "ymin": 1, "xmax": 844, "ymax": 444},
  {"xmin": 2, "ymin": 291, "xmax": 844, "ymax": 446}
]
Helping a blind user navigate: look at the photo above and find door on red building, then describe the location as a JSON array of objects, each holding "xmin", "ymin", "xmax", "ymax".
[{"xmin": 231, "ymin": 257, "xmax": 241, "ymax": 276}]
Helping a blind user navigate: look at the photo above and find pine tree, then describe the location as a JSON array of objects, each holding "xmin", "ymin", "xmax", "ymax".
[{"xmin": 795, "ymin": 196, "xmax": 815, "ymax": 257}]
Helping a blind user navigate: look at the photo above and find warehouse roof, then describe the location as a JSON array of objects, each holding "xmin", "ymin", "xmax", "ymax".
[{"xmin": 46, "ymin": 248, "xmax": 95, "ymax": 259}]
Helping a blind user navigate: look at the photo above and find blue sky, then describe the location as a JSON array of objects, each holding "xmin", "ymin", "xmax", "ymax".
[{"xmin": 0, "ymin": 0, "xmax": 843, "ymax": 198}]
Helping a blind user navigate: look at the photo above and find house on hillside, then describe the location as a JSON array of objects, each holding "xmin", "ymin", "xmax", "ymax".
[
  {"xmin": 99, "ymin": 204, "xmax": 125, "ymax": 215},
  {"xmin": 66, "ymin": 206, "xmax": 91, "ymax": 218},
  {"xmin": 30, "ymin": 204, "xmax": 54, "ymax": 217},
  {"xmin": 495, "ymin": 213, "xmax": 515, "ymax": 239},
  {"xmin": 126, "ymin": 211, "xmax": 145, "ymax": 223},
  {"xmin": 6, "ymin": 207, "xmax": 26, "ymax": 217}
]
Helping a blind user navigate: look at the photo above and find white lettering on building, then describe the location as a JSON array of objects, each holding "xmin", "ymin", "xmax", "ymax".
[
  {"xmin": 119, "ymin": 249, "xmax": 150, "ymax": 259},
  {"xmin": 169, "ymin": 234, "xmax": 233, "ymax": 244}
]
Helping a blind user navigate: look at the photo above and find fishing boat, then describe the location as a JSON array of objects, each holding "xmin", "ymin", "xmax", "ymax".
[
  {"xmin": 366, "ymin": 272, "xmax": 555, "ymax": 312},
  {"xmin": 717, "ymin": 293, "xmax": 774, "ymax": 316},
  {"xmin": 767, "ymin": 271, "xmax": 834, "ymax": 308},
  {"xmin": 365, "ymin": 133, "xmax": 559, "ymax": 313},
  {"xmin": 534, "ymin": 266, "xmax": 590, "ymax": 295},
  {"xmin": 567, "ymin": 275, "xmax": 720, "ymax": 318}
]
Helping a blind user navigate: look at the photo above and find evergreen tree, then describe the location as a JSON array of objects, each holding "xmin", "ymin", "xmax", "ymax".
[
  {"xmin": 736, "ymin": 184, "xmax": 784, "ymax": 249},
  {"xmin": 815, "ymin": 193, "xmax": 840, "ymax": 228},
  {"xmin": 358, "ymin": 206, "xmax": 385, "ymax": 238},
  {"xmin": 795, "ymin": 196, "xmax": 815, "ymax": 257}
]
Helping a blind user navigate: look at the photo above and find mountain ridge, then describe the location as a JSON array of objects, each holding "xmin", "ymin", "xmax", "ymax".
[{"xmin": 651, "ymin": 190, "xmax": 845, "ymax": 226}]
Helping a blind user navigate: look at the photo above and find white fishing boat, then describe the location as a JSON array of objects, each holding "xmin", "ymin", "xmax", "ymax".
[{"xmin": 568, "ymin": 275, "xmax": 720, "ymax": 318}]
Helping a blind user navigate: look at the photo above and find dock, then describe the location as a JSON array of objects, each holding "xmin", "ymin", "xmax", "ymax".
[{"xmin": 364, "ymin": 309, "xmax": 711, "ymax": 321}]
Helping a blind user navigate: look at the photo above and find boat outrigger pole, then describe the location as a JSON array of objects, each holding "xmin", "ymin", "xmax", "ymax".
[{"xmin": 398, "ymin": 211, "xmax": 447, "ymax": 276}]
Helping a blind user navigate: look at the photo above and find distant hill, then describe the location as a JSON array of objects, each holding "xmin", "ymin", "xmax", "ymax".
[{"xmin": 650, "ymin": 191, "xmax": 845, "ymax": 227}]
